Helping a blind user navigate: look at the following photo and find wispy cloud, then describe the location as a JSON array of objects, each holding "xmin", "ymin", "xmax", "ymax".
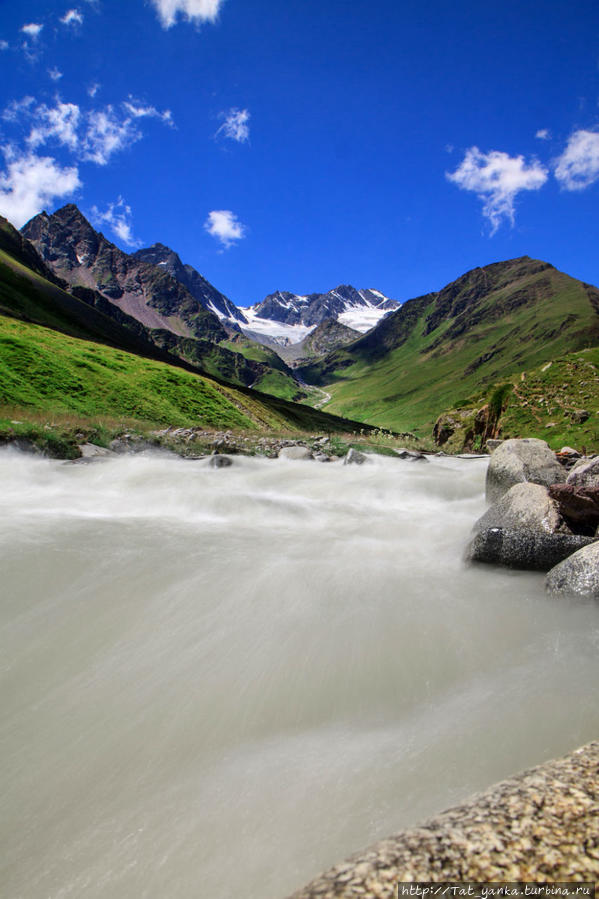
[
  {"xmin": 3, "ymin": 95, "xmax": 174, "ymax": 166},
  {"xmin": 21, "ymin": 23, "xmax": 44, "ymax": 39},
  {"xmin": 48, "ymin": 67, "xmax": 63, "ymax": 81},
  {"xmin": 535, "ymin": 129, "xmax": 551, "ymax": 140},
  {"xmin": 204, "ymin": 209, "xmax": 246, "ymax": 249},
  {"xmin": 82, "ymin": 106, "xmax": 143, "ymax": 164},
  {"xmin": 0, "ymin": 94, "xmax": 173, "ymax": 227},
  {"xmin": 149, "ymin": 0, "xmax": 225, "ymax": 29},
  {"xmin": 90, "ymin": 197, "xmax": 140, "ymax": 246},
  {"xmin": 0, "ymin": 40, "xmax": 9, "ymax": 51},
  {"xmin": 216, "ymin": 107, "xmax": 250, "ymax": 143},
  {"xmin": 0, "ymin": 148, "xmax": 81, "ymax": 228},
  {"xmin": 554, "ymin": 129, "xmax": 599, "ymax": 191},
  {"xmin": 87, "ymin": 82, "xmax": 100, "ymax": 98},
  {"xmin": 27, "ymin": 101, "xmax": 81, "ymax": 151},
  {"xmin": 60, "ymin": 9, "xmax": 84, "ymax": 26},
  {"xmin": 123, "ymin": 98, "xmax": 174, "ymax": 126},
  {"xmin": 446, "ymin": 147, "xmax": 548, "ymax": 233}
]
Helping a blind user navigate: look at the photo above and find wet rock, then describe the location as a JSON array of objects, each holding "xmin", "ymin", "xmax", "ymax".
[
  {"xmin": 209, "ymin": 454, "xmax": 233, "ymax": 468},
  {"xmin": 466, "ymin": 527, "xmax": 593, "ymax": 570},
  {"xmin": 109, "ymin": 436, "xmax": 156, "ymax": 454},
  {"xmin": 545, "ymin": 542, "xmax": 599, "ymax": 597},
  {"xmin": 394, "ymin": 449, "xmax": 429, "ymax": 462},
  {"xmin": 473, "ymin": 483, "xmax": 567, "ymax": 536},
  {"xmin": 548, "ymin": 484, "xmax": 599, "ymax": 531},
  {"xmin": 485, "ymin": 437, "xmax": 565, "ymax": 503},
  {"xmin": 343, "ymin": 448, "xmax": 367, "ymax": 465},
  {"xmin": 9, "ymin": 439, "xmax": 42, "ymax": 455},
  {"xmin": 313, "ymin": 453, "xmax": 331, "ymax": 463},
  {"xmin": 278, "ymin": 445, "xmax": 313, "ymax": 461},
  {"xmin": 566, "ymin": 455, "xmax": 599, "ymax": 488},
  {"xmin": 78, "ymin": 443, "xmax": 116, "ymax": 459}
]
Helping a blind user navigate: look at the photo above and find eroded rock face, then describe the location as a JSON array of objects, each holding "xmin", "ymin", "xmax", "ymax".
[
  {"xmin": 546, "ymin": 541, "xmax": 599, "ymax": 597},
  {"xmin": 485, "ymin": 438, "xmax": 565, "ymax": 503},
  {"xmin": 466, "ymin": 527, "xmax": 592, "ymax": 570},
  {"xmin": 473, "ymin": 482, "xmax": 567, "ymax": 536}
]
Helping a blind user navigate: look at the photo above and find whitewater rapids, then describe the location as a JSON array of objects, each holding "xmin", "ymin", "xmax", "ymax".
[{"xmin": 1, "ymin": 449, "xmax": 598, "ymax": 898}]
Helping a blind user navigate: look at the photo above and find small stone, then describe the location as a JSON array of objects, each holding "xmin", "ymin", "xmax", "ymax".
[
  {"xmin": 209, "ymin": 454, "xmax": 233, "ymax": 468},
  {"xmin": 278, "ymin": 445, "xmax": 313, "ymax": 460},
  {"xmin": 343, "ymin": 448, "xmax": 367, "ymax": 465}
]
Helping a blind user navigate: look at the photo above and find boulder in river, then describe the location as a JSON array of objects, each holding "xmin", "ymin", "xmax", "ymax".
[
  {"xmin": 278, "ymin": 445, "xmax": 313, "ymax": 461},
  {"xmin": 209, "ymin": 454, "xmax": 233, "ymax": 469},
  {"xmin": 343, "ymin": 448, "xmax": 367, "ymax": 465},
  {"xmin": 473, "ymin": 482, "xmax": 568, "ymax": 536},
  {"xmin": 545, "ymin": 541, "xmax": 599, "ymax": 597},
  {"xmin": 466, "ymin": 527, "xmax": 593, "ymax": 571},
  {"xmin": 548, "ymin": 484, "xmax": 599, "ymax": 532},
  {"xmin": 566, "ymin": 455, "xmax": 599, "ymax": 488},
  {"xmin": 394, "ymin": 449, "xmax": 429, "ymax": 463},
  {"xmin": 485, "ymin": 438, "xmax": 565, "ymax": 503}
]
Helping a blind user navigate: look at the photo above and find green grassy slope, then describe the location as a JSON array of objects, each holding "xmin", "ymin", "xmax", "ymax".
[
  {"xmin": 0, "ymin": 312, "xmax": 376, "ymax": 435},
  {"xmin": 434, "ymin": 347, "xmax": 599, "ymax": 453},
  {"xmin": 299, "ymin": 258, "xmax": 599, "ymax": 436}
]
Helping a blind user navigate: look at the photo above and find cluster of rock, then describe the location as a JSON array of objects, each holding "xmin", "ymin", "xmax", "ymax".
[{"xmin": 466, "ymin": 438, "xmax": 599, "ymax": 597}]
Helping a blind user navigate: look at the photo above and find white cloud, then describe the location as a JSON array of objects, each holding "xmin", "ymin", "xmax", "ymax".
[
  {"xmin": 204, "ymin": 209, "xmax": 246, "ymax": 249},
  {"xmin": 0, "ymin": 40, "xmax": 9, "ymax": 51},
  {"xmin": 446, "ymin": 146, "xmax": 548, "ymax": 233},
  {"xmin": 2, "ymin": 97, "xmax": 36, "ymax": 122},
  {"xmin": 48, "ymin": 67, "xmax": 63, "ymax": 81},
  {"xmin": 90, "ymin": 197, "xmax": 140, "ymax": 246},
  {"xmin": 27, "ymin": 101, "xmax": 81, "ymax": 151},
  {"xmin": 535, "ymin": 129, "xmax": 551, "ymax": 140},
  {"xmin": 150, "ymin": 0, "xmax": 224, "ymax": 29},
  {"xmin": 21, "ymin": 23, "xmax": 44, "ymax": 39},
  {"xmin": 0, "ymin": 148, "xmax": 80, "ymax": 228},
  {"xmin": 60, "ymin": 9, "xmax": 84, "ymax": 26},
  {"xmin": 87, "ymin": 82, "xmax": 100, "ymax": 97},
  {"xmin": 83, "ymin": 106, "xmax": 142, "ymax": 165},
  {"xmin": 216, "ymin": 108, "xmax": 250, "ymax": 143},
  {"xmin": 123, "ymin": 98, "xmax": 174, "ymax": 126},
  {"xmin": 554, "ymin": 129, "xmax": 599, "ymax": 191}
]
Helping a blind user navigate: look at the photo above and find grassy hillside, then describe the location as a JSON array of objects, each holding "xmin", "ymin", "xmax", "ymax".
[
  {"xmin": 433, "ymin": 348, "xmax": 599, "ymax": 453},
  {"xmin": 299, "ymin": 258, "xmax": 599, "ymax": 436},
  {"xmin": 0, "ymin": 312, "xmax": 377, "ymax": 438}
]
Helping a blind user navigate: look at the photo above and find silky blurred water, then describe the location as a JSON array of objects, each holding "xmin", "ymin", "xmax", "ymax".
[{"xmin": 1, "ymin": 449, "xmax": 598, "ymax": 899}]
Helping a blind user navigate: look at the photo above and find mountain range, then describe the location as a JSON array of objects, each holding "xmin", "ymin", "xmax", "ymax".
[{"xmin": 4, "ymin": 202, "xmax": 599, "ymax": 447}]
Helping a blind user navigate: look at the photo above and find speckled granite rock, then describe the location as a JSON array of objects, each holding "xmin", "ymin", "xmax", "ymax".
[
  {"xmin": 287, "ymin": 742, "xmax": 599, "ymax": 898},
  {"xmin": 466, "ymin": 527, "xmax": 593, "ymax": 570}
]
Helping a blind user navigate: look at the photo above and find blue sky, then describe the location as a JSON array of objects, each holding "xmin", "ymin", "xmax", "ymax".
[{"xmin": 0, "ymin": 0, "xmax": 598, "ymax": 307}]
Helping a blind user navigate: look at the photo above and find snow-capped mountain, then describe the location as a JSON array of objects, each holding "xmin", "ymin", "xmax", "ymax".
[{"xmin": 237, "ymin": 284, "xmax": 400, "ymax": 346}]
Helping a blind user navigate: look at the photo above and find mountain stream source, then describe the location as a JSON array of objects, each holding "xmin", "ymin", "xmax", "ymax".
[{"xmin": 2, "ymin": 448, "xmax": 599, "ymax": 898}]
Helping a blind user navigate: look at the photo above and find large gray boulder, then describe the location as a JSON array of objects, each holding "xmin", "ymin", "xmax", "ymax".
[
  {"xmin": 466, "ymin": 527, "xmax": 593, "ymax": 571},
  {"xmin": 566, "ymin": 456, "xmax": 599, "ymax": 488},
  {"xmin": 545, "ymin": 541, "xmax": 599, "ymax": 597},
  {"xmin": 473, "ymin": 483, "xmax": 568, "ymax": 536},
  {"xmin": 485, "ymin": 438, "xmax": 565, "ymax": 503}
]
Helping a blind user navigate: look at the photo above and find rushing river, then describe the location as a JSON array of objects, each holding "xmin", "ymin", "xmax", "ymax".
[{"xmin": 2, "ymin": 448, "xmax": 599, "ymax": 899}]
